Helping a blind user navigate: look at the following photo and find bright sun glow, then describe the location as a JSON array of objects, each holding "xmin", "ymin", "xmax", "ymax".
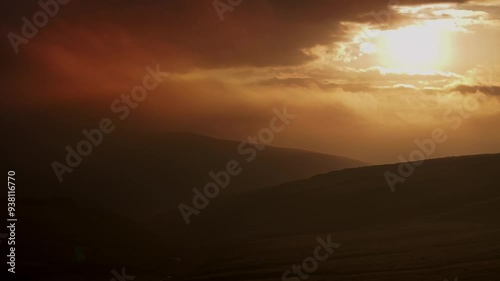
[{"xmin": 374, "ymin": 22, "xmax": 452, "ymax": 72}]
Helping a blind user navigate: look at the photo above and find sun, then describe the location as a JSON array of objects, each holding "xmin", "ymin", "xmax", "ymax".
[{"xmin": 375, "ymin": 22, "xmax": 452, "ymax": 72}]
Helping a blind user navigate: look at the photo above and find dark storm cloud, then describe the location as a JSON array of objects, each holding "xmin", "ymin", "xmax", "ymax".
[
  {"xmin": 452, "ymin": 85, "xmax": 500, "ymax": 96},
  {"xmin": 1, "ymin": 0, "xmax": 469, "ymax": 70}
]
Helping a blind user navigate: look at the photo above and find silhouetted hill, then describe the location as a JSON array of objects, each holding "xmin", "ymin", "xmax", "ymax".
[
  {"xmin": 65, "ymin": 132, "xmax": 366, "ymax": 218},
  {"xmin": 147, "ymin": 153, "xmax": 500, "ymax": 281},
  {"xmin": 1, "ymin": 122, "xmax": 366, "ymax": 219}
]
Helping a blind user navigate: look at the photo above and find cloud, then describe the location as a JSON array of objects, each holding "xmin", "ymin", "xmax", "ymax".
[
  {"xmin": 4, "ymin": 0, "xmax": 500, "ymax": 164},
  {"xmin": 452, "ymin": 84, "xmax": 500, "ymax": 95},
  {"xmin": 1, "ymin": 0, "xmax": 470, "ymax": 70}
]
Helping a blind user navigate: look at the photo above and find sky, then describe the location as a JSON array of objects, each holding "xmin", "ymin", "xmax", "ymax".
[{"xmin": 2, "ymin": 0, "xmax": 500, "ymax": 164}]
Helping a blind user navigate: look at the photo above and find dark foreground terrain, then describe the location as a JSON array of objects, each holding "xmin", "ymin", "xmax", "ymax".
[
  {"xmin": 149, "ymin": 153, "xmax": 500, "ymax": 281},
  {"xmin": 2, "ymin": 153, "xmax": 500, "ymax": 280}
]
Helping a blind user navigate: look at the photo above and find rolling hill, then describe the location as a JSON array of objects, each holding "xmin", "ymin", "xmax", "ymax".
[{"xmin": 146, "ymin": 153, "xmax": 500, "ymax": 281}]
